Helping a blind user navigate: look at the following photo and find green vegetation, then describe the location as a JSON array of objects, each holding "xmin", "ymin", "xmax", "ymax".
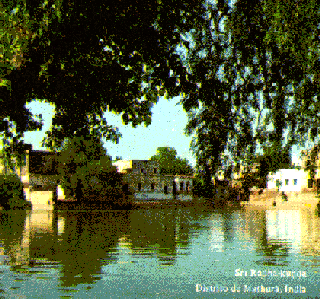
[
  {"xmin": 150, "ymin": 147, "xmax": 193, "ymax": 175},
  {"xmin": 57, "ymin": 136, "xmax": 130, "ymax": 207},
  {"xmin": 0, "ymin": 174, "xmax": 31, "ymax": 209},
  {"xmin": 192, "ymin": 176, "xmax": 214, "ymax": 199},
  {"xmin": 0, "ymin": 1, "xmax": 319, "ymax": 194}
]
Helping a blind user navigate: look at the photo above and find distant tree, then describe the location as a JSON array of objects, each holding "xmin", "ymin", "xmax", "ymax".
[
  {"xmin": 150, "ymin": 147, "xmax": 193, "ymax": 175},
  {"xmin": 57, "ymin": 136, "xmax": 127, "ymax": 205},
  {"xmin": 254, "ymin": 145, "xmax": 291, "ymax": 188}
]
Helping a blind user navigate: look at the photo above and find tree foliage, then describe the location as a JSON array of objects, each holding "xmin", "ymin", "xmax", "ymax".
[
  {"xmin": 253, "ymin": 145, "xmax": 291, "ymax": 187},
  {"xmin": 57, "ymin": 136, "xmax": 126, "ymax": 204},
  {"xmin": 0, "ymin": 0, "xmax": 319, "ymax": 181},
  {"xmin": 150, "ymin": 147, "xmax": 193, "ymax": 175},
  {"xmin": 0, "ymin": 0, "xmax": 207, "ymax": 150},
  {"xmin": 184, "ymin": 0, "xmax": 320, "ymax": 179},
  {"xmin": 0, "ymin": 174, "xmax": 30, "ymax": 209}
]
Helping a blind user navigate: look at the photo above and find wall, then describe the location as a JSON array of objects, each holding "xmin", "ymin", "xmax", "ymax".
[
  {"xmin": 57, "ymin": 185, "xmax": 66, "ymax": 200},
  {"xmin": 267, "ymin": 169, "xmax": 309, "ymax": 192},
  {"xmin": 30, "ymin": 174, "xmax": 60, "ymax": 190},
  {"xmin": 112, "ymin": 160, "xmax": 133, "ymax": 173},
  {"xmin": 29, "ymin": 191, "xmax": 54, "ymax": 210}
]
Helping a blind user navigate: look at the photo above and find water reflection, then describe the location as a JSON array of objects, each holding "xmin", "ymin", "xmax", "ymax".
[
  {"xmin": 0, "ymin": 211, "xmax": 27, "ymax": 266},
  {"xmin": 1, "ymin": 206, "xmax": 320, "ymax": 297},
  {"xmin": 127, "ymin": 209, "xmax": 177, "ymax": 265},
  {"xmin": 118, "ymin": 208, "xmax": 205, "ymax": 266},
  {"xmin": 55, "ymin": 210, "xmax": 131, "ymax": 287}
]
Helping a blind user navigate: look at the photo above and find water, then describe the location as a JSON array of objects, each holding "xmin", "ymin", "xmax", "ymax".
[{"xmin": 0, "ymin": 205, "xmax": 320, "ymax": 298}]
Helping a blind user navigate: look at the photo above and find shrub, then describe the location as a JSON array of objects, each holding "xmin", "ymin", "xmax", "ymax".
[
  {"xmin": 0, "ymin": 174, "xmax": 30, "ymax": 209},
  {"xmin": 60, "ymin": 162, "xmax": 132, "ymax": 207}
]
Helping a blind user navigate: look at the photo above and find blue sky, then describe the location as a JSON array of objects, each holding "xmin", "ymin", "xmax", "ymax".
[
  {"xmin": 23, "ymin": 96, "xmax": 304, "ymax": 167},
  {"xmin": 23, "ymin": 97, "xmax": 197, "ymax": 166}
]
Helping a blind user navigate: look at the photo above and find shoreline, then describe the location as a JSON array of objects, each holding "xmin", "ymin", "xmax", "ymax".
[{"xmin": 243, "ymin": 191, "xmax": 320, "ymax": 209}]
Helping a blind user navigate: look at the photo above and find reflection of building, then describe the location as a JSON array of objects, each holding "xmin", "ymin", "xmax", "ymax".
[
  {"xmin": 112, "ymin": 160, "xmax": 193, "ymax": 200},
  {"xmin": 10, "ymin": 211, "xmax": 54, "ymax": 266},
  {"xmin": 208, "ymin": 214, "xmax": 225, "ymax": 252},
  {"xmin": 266, "ymin": 210, "xmax": 301, "ymax": 251},
  {"xmin": 265, "ymin": 208, "xmax": 320, "ymax": 261},
  {"xmin": 298, "ymin": 209, "xmax": 320, "ymax": 259}
]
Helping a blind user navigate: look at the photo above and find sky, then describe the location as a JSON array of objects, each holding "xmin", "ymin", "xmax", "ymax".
[
  {"xmin": 22, "ymin": 96, "xmax": 305, "ymax": 168},
  {"xmin": 23, "ymin": 96, "xmax": 197, "ymax": 166}
]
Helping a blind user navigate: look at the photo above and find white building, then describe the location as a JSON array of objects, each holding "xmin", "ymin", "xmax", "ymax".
[{"xmin": 267, "ymin": 169, "xmax": 310, "ymax": 192}]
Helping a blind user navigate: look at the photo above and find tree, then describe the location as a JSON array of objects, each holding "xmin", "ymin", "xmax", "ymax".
[
  {"xmin": 254, "ymin": 145, "xmax": 291, "ymax": 188},
  {"xmin": 0, "ymin": 174, "xmax": 31, "ymax": 209},
  {"xmin": 150, "ymin": 147, "xmax": 193, "ymax": 175},
  {"xmin": 0, "ymin": 0, "xmax": 207, "ymax": 151},
  {"xmin": 57, "ymin": 136, "xmax": 126, "ymax": 204},
  {"xmin": 302, "ymin": 145, "xmax": 319, "ymax": 191},
  {"xmin": 0, "ymin": 1, "xmax": 319, "ymax": 185},
  {"xmin": 183, "ymin": 0, "xmax": 320, "ymax": 183}
]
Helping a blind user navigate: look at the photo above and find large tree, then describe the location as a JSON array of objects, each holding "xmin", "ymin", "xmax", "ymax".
[
  {"xmin": 150, "ymin": 147, "xmax": 193, "ymax": 175},
  {"xmin": 0, "ymin": 0, "xmax": 207, "ymax": 149},
  {"xmin": 184, "ymin": 0, "xmax": 320, "ymax": 180},
  {"xmin": 0, "ymin": 0, "xmax": 319, "ymax": 182}
]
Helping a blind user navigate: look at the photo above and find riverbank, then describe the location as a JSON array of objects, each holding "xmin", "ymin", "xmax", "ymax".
[
  {"xmin": 242, "ymin": 191, "xmax": 320, "ymax": 210},
  {"xmin": 55, "ymin": 201, "xmax": 133, "ymax": 210},
  {"xmin": 54, "ymin": 196, "xmax": 219, "ymax": 210}
]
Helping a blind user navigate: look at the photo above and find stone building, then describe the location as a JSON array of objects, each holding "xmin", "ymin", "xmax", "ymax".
[
  {"xmin": 0, "ymin": 144, "xmax": 59, "ymax": 210},
  {"xmin": 112, "ymin": 159, "xmax": 193, "ymax": 201}
]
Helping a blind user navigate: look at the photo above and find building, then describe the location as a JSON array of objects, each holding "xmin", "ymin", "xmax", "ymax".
[
  {"xmin": 29, "ymin": 149, "xmax": 60, "ymax": 190},
  {"xmin": 112, "ymin": 159, "xmax": 193, "ymax": 201},
  {"xmin": 0, "ymin": 144, "xmax": 61, "ymax": 210},
  {"xmin": 266, "ymin": 169, "xmax": 310, "ymax": 192}
]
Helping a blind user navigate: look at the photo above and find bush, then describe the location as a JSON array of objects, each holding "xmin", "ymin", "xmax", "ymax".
[
  {"xmin": 61, "ymin": 162, "xmax": 132, "ymax": 207},
  {"xmin": 0, "ymin": 175, "xmax": 30, "ymax": 209},
  {"xmin": 192, "ymin": 177, "xmax": 214, "ymax": 198}
]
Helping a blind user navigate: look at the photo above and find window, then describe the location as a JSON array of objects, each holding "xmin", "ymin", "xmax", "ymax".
[
  {"xmin": 122, "ymin": 184, "xmax": 129, "ymax": 192},
  {"xmin": 164, "ymin": 185, "xmax": 168, "ymax": 194},
  {"xmin": 151, "ymin": 183, "xmax": 155, "ymax": 191},
  {"xmin": 180, "ymin": 181, "xmax": 184, "ymax": 191},
  {"xmin": 186, "ymin": 182, "xmax": 190, "ymax": 192},
  {"xmin": 154, "ymin": 168, "xmax": 157, "ymax": 174},
  {"xmin": 140, "ymin": 168, "xmax": 144, "ymax": 174},
  {"xmin": 138, "ymin": 183, "xmax": 141, "ymax": 191},
  {"xmin": 293, "ymin": 179, "xmax": 298, "ymax": 186},
  {"xmin": 285, "ymin": 179, "xmax": 289, "ymax": 186}
]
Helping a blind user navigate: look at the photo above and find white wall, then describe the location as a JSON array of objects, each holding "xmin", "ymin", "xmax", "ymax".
[
  {"xmin": 173, "ymin": 177, "xmax": 193, "ymax": 192},
  {"xmin": 57, "ymin": 185, "xmax": 65, "ymax": 200},
  {"xmin": 30, "ymin": 191, "xmax": 54, "ymax": 210},
  {"xmin": 267, "ymin": 169, "xmax": 308, "ymax": 192}
]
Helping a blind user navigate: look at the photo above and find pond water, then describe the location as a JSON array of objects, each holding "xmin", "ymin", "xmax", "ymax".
[{"xmin": 0, "ymin": 205, "xmax": 320, "ymax": 298}]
